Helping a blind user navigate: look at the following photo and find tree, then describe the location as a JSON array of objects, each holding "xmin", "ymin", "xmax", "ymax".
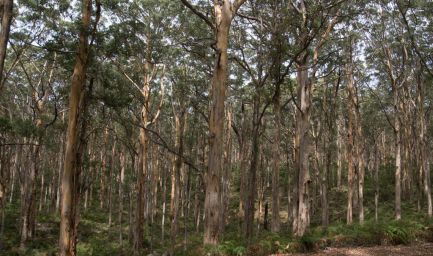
[
  {"xmin": 59, "ymin": 0, "xmax": 100, "ymax": 255},
  {"xmin": 0, "ymin": 0, "xmax": 13, "ymax": 91}
]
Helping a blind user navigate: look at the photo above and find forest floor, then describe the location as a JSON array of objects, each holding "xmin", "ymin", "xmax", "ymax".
[
  {"xmin": 284, "ymin": 243, "xmax": 433, "ymax": 256},
  {"xmin": 2, "ymin": 199, "xmax": 433, "ymax": 255}
]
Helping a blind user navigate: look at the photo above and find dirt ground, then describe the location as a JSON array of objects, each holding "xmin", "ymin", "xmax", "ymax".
[{"xmin": 274, "ymin": 243, "xmax": 433, "ymax": 256}]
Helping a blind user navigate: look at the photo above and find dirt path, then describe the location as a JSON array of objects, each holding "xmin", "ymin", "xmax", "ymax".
[{"xmin": 274, "ymin": 243, "xmax": 433, "ymax": 256}]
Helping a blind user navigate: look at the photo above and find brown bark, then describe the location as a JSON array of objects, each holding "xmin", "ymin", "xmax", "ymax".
[
  {"xmin": 221, "ymin": 107, "xmax": 232, "ymax": 234},
  {"xmin": 336, "ymin": 116, "xmax": 343, "ymax": 188},
  {"xmin": 170, "ymin": 108, "xmax": 186, "ymax": 255},
  {"xmin": 203, "ymin": 0, "xmax": 246, "ymax": 245},
  {"xmin": 271, "ymin": 86, "xmax": 281, "ymax": 232},
  {"xmin": 119, "ymin": 151, "xmax": 125, "ymax": 247},
  {"xmin": 346, "ymin": 48, "xmax": 356, "ymax": 225},
  {"xmin": 243, "ymin": 94, "xmax": 260, "ymax": 239},
  {"xmin": 293, "ymin": 59, "xmax": 311, "ymax": 236},
  {"xmin": 58, "ymin": 0, "xmax": 93, "ymax": 255},
  {"xmin": 19, "ymin": 49, "xmax": 55, "ymax": 249},
  {"xmin": 417, "ymin": 65, "xmax": 432, "ymax": 217},
  {"xmin": 394, "ymin": 88, "xmax": 402, "ymax": 220},
  {"xmin": 374, "ymin": 141, "xmax": 380, "ymax": 222},
  {"xmin": 238, "ymin": 104, "xmax": 249, "ymax": 222},
  {"xmin": 108, "ymin": 140, "xmax": 116, "ymax": 227},
  {"xmin": 100, "ymin": 128, "xmax": 109, "ymax": 209},
  {"xmin": 133, "ymin": 80, "xmax": 149, "ymax": 254},
  {"xmin": 0, "ymin": 0, "xmax": 13, "ymax": 91}
]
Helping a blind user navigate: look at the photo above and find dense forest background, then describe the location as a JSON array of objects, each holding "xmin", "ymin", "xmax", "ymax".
[{"xmin": 0, "ymin": 0, "xmax": 433, "ymax": 255}]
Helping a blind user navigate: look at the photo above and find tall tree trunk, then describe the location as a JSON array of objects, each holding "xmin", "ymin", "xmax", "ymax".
[
  {"xmin": 170, "ymin": 110, "xmax": 186, "ymax": 255},
  {"xmin": 100, "ymin": 128, "xmax": 109, "ymax": 209},
  {"xmin": 108, "ymin": 140, "xmax": 116, "ymax": 227},
  {"xmin": 243, "ymin": 94, "xmax": 260, "ymax": 239},
  {"xmin": 293, "ymin": 59, "xmax": 311, "ymax": 236},
  {"xmin": 394, "ymin": 83, "xmax": 402, "ymax": 220},
  {"xmin": 271, "ymin": 86, "xmax": 281, "ymax": 232},
  {"xmin": 374, "ymin": 142, "xmax": 380, "ymax": 222},
  {"xmin": 133, "ymin": 54, "xmax": 153, "ymax": 254},
  {"xmin": 417, "ymin": 67, "xmax": 432, "ymax": 217},
  {"xmin": 204, "ymin": 3, "xmax": 228, "ymax": 246},
  {"xmin": 59, "ymin": 0, "xmax": 94, "ymax": 254},
  {"xmin": 0, "ymin": 0, "xmax": 13, "ymax": 91},
  {"xmin": 346, "ymin": 52, "xmax": 356, "ymax": 225},
  {"xmin": 336, "ymin": 116, "xmax": 343, "ymax": 188},
  {"xmin": 238, "ymin": 104, "xmax": 248, "ymax": 222},
  {"xmin": 221, "ymin": 108, "xmax": 232, "ymax": 234},
  {"xmin": 119, "ymin": 151, "xmax": 125, "ymax": 248},
  {"xmin": 202, "ymin": 0, "xmax": 246, "ymax": 245}
]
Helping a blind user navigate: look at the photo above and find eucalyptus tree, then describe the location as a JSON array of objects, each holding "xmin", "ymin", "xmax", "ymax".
[
  {"xmin": 59, "ymin": 0, "xmax": 100, "ymax": 255},
  {"xmin": 286, "ymin": 0, "xmax": 343, "ymax": 236},
  {"xmin": 365, "ymin": 1, "xmax": 415, "ymax": 220},
  {"xmin": 0, "ymin": 0, "xmax": 13, "ymax": 91},
  {"xmin": 179, "ymin": 0, "xmax": 247, "ymax": 245}
]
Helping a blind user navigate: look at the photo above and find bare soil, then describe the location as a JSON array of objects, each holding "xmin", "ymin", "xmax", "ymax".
[{"xmin": 274, "ymin": 243, "xmax": 433, "ymax": 256}]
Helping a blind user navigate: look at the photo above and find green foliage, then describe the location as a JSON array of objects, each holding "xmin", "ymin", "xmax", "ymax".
[
  {"xmin": 203, "ymin": 241, "xmax": 246, "ymax": 256},
  {"xmin": 382, "ymin": 223, "xmax": 411, "ymax": 245}
]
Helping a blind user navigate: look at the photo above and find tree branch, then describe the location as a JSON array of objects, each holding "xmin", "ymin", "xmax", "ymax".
[{"xmin": 179, "ymin": 0, "xmax": 215, "ymax": 30}]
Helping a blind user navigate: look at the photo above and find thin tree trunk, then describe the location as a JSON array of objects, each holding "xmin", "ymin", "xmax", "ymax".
[
  {"xmin": 243, "ymin": 94, "xmax": 260, "ymax": 239},
  {"xmin": 374, "ymin": 143, "xmax": 379, "ymax": 222},
  {"xmin": 394, "ymin": 84, "xmax": 402, "ymax": 220},
  {"xmin": 417, "ymin": 67, "xmax": 432, "ymax": 217},
  {"xmin": 271, "ymin": 86, "xmax": 281, "ymax": 232},
  {"xmin": 108, "ymin": 140, "xmax": 116, "ymax": 227},
  {"xmin": 346, "ymin": 51, "xmax": 356, "ymax": 225},
  {"xmin": 170, "ymin": 110, "xmax": 186, "ymax": 255},
  {"xmin": 119, "ymin": 151, "xmax": 125, "ymax": 248},
  {"xmin": 133, "ymin": 53, "xmax": 152, "ymax": 254}
]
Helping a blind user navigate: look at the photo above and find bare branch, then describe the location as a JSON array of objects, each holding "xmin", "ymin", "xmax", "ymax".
[
  {"xmin": 179, "ymin": 0, "xmax": 215, "ymax": 30},
  {"xmin": 232, "ymin": 0, "xmax": 247, "ymax": 15},
  {"xmin": 146, "ymin": 64, "xmax": 166, "ymax": 126}
]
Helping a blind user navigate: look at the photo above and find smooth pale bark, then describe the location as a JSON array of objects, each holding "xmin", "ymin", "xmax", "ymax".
[
  {"xmin": 170, "ymin": 109, "xmax": 186, "ymax": 255},
  {"xmin": 0, "ymin": 0, "xmax": 13, "ymax": 90},
  {"xmin": 336, "ymin": 117, "xmax": 343, "ymax": 188},
  {"xmin": 108, "ymin": 140, "xmax": 116, "ymax": 227},
  {"xmin": 119, "ymin": 151, "xmax": 125, "ymax": 247},
  {"xmin": 382, "ymin": 42, "xmax": 407, "ymax": 220},
  {"xmin": 352, "ymin": 60, "xmax": 364, "ymax": 224},
  {"xmin": 58, "ymin": 0, "xmax": 92, "ymax": 255},
  {"xmin": 161, "ymin": 152, "xmax": 167, "ymax": 241},
  {"xmin": 417, "ymin": 68, "xmax": 432, "ymax": 217},
  {"xmin": 346, "ymin": 54, "xmax": 356, "ymax": 225},
  {"xmin": 393, "ymin": 83, "xmax": 402, "ymax": 220},
  {"xmin": 357, "ymin": 142, "xmax": 365, "ymax": 224}
]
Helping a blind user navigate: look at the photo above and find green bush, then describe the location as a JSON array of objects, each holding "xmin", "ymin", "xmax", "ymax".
[{"xmin": 381, "ymin": 223, "xmax": 411, "ymax": 245}]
